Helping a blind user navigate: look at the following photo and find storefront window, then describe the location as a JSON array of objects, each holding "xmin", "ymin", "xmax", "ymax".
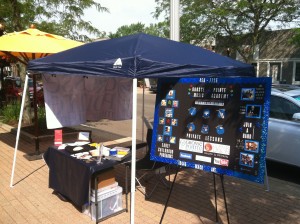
[{"xmin": 270, "ymin": 63, "xmax": 281, "ymax": 82}]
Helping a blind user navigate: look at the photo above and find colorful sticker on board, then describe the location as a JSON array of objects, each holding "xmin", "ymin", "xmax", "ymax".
[
  {"xmin": 187, "ymin": 122, "xmax": 195, "ymax": 132},
  {"xmin": 165, "ymin": 108, "xmax": 174, "ymax": 118},
  {"xmin": 240, "ymin": 152, "xmax": 254, "ymax": 168},
  {"xmin": 201, "ymin": 125, "xmax": 209, "ymax": 134},
  {"xmin": 216, "ymin": 125, "xmax": 225, "ymax": 135},
  {"xmin": 157, "ymin": 135, "xmax": 163, "ymax": 142},
  {"xmin": 217, "ymin": 109, "xmax": 225, "ymax": 119},
  {"xmin": 165, "ymin": 118, "xmax": 171, "ymax": 125},
  {"xmin": 159, "ymin": 117, "xmax": 165, "ymax": 125},
  {"xmin": 244, "ymin": 140, "xmax": 259, "ymax": 153},
  {"xmin": 204, "ymin": 143, "xmax": 213, "ymax": 152},
  {"xmin": 172, "ymin": 100, "xmax": 179, "ymax": 108},
  {"xmin": 166, "ymin": 90, "xmax": 176, "ymax": 99},
  {"xmin": 241, "ymin": 88, "xmax": 255, "ymax": 101},
  {"xmin": 164, "ymin": 125, "xmax": 172, "ymax": 136},
  {"xmin": 171, "ymin": 119, "xmax": 178, "ymax": 126},
  {"xmin": 188, "ymin": 107, "xmax": 197, "ymax": 116},
  {"xmin": 161, "ymin": 99, "xmax": 167, "ymax": 106},
  {"xmin": 170, "ymin": 136, "xmax": 176, "ymax": 144},
  {"xmin": 203, "ymin": 109, "xmax": 210, "ymax": 119},
  {"xmin": 246, "ymin": 105, "xmax": 262, "ymax": 118}
]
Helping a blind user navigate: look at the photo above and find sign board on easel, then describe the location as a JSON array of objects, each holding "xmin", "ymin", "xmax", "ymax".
[{"xmin": 151, "ymin": 77, "xmax": 271, "ymax": 183}]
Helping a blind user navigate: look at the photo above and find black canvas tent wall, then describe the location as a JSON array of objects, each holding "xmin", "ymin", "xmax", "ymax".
[{"xmin": 12, "ymin": 33, "xmax": 255, "ymax": 223}]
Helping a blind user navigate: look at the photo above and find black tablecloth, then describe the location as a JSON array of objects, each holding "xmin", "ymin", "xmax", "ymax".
[{"xmin": 43, "ymin": 146, "xmax": 119, "ymax": 207}]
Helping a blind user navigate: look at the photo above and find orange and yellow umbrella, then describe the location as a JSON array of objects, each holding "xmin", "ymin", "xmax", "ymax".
[{"xmin": 0, "ymin": 26, "xmax": 84, "ymax": 64}]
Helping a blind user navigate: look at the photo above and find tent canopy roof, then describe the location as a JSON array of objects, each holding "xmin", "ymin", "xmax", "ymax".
[{"xmin": 28, "ymin": 33, "xmax": 255, "ymax": 78}]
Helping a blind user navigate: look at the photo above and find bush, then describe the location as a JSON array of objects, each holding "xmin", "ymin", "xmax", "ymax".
[
  {"xmin": 0, "ymin": 103, "xmax": 47, "ymax": 127},
  {"xmin": 37, "ymin": 106, "xmax": 47, "ymax": 128},
  {"xmin": 0, "ymin": 102, "xmax": 21, "ymax": 125}
]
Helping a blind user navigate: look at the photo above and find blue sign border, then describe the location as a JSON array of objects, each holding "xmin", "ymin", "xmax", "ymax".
[{"xmin": 150, "ymin": 77, "xmax": 272, "ymax": 184}]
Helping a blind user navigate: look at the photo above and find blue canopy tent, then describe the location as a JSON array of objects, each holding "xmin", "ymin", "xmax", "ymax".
[
  {"xmin": 11, "ymin": 33, "xmax": 255, "ymax": 223},
  {"xmin": 26, "ymin": 33, "xmax": 254, "ymax": 78}
]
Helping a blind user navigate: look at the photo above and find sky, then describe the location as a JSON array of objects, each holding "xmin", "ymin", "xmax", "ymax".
[{"xmin": 84, "ymin": 0, "xmax": 163, "ymax": 34}]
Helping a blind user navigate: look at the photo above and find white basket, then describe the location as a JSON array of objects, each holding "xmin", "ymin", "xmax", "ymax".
[{"xmin": 90, "ymin": 186, "xmax": 123, "ymax": 220}]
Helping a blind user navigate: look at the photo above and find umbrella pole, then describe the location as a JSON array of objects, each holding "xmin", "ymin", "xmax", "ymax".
[
  {"xmin": 0, "ymin": 66, "xmax": 4, "ymax": 108},
  {"xmin": 24, "ymin": 73, "xmax": 42, "ymax": 161},
  {"xmin": 33, "ymin": 74, "xmax": 40, "ymax": 155}
]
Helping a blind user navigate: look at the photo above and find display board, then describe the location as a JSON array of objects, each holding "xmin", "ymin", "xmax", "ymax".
[{"xmin": 151, "ymin": 77, "xmax": 272, "ymax": 183}]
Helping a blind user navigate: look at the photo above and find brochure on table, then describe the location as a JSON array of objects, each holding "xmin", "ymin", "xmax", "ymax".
[
  {"xmin": 151, "ymin": 77, "xmax": 272, "ymax": 183},
  {"xmin": 58, "ymin": 143, "xmax": 130, "ymax": 161}
]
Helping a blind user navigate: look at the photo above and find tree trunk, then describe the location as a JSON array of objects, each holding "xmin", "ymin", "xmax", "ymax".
[{"xmin": 18, "ymin": 63, "xmax": 32, "ymax": 125}]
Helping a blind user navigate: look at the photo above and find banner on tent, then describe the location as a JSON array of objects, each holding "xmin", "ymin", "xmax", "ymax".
[{"xmin": 150, "ymin": 77, "xmax": 272, "ymax": 183}]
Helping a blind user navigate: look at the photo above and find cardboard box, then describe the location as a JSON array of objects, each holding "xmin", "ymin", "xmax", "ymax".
[{"xmin": 92, "ymin": 168, "xmax": 116, "ymax": 189}]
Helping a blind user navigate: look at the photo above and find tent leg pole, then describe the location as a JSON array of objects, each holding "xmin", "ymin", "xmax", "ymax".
[
  {"xmin": 142, "ymin": 80, "xmax": 145, "ymax": 142},
  {"xmin": 130, "ymin": 78, "xmax": 137, "ymax": 224},
  {"xmin": 10, "ymin": 74, "xmax": 29, "ymax": 187}
]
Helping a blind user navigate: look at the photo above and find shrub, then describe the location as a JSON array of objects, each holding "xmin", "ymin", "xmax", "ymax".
[{"xmin": 0, "ymin": 102, "xmax": 21, "ymax": 125}]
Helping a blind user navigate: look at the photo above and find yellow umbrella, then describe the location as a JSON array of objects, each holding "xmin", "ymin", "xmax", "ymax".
[
  {"xmin": 0, "ymin": 26, "xmax": 84, "ymax": 162},
  {"xmin": 0, "ymin": 26, "xmax": 84, "ymax": 64}
]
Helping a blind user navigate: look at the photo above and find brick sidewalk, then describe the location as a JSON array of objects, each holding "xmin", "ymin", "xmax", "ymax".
[{"xmin": 1, "ymin": 125, "xmax": 300, "ymax": 224}]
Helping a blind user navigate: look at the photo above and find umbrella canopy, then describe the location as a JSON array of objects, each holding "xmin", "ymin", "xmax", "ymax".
[{"xmin": 0, "ymin": 27, "xmax": 83, "ymax": 64}]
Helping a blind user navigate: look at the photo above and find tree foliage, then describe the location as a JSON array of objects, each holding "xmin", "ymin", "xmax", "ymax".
[
  {"xmin": 108, "ymin": 21, "xmax": 169, "ymax": 39},
  {"xmin": 0, "ymin": 0, "xmax": 108, "ymax": 41},
  {"xmin": 154, "ymin": 0, "xmax": 300, "ymax": 62}
]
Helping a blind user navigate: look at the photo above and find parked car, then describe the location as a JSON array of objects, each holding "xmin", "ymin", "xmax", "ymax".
[
  {"xmin": 2, "ymin": 76, "xmax": 22, "ymax": 102},
  {"xmin": 267, "ymin": 84, "xmax": 300, "ymax": 167},
  {"xmin": 2, "ymin": 76, "xmax": 44, "ymax": 106},
  {"xmin": 28, "ymin": 78, "xmax": 44, "ymax": 107},
  {"xmin": 149, "ymin": 79, "xmax": 157, "ymax": 93}
]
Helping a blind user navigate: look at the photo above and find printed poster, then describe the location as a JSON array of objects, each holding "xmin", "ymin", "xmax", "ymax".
[{"xmin": 150, "ymin": 77, "xmax": 271, "ymax": 183}]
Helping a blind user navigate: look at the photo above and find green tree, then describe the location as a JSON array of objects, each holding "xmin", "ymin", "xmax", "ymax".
[
  {"xmin": 154, "ymin": 0, "xmax": 300, "ymax": 62},
  {"xmin": 108, "ymin": 22, "xmax": 146, "ymax": 38},
  {"xmin": 0, "ymin": 0, "xmax": 108, "ymax": 41},
  {"xmin": 108, "ymin": 22, "xmax": 169, "ymax": 39}
]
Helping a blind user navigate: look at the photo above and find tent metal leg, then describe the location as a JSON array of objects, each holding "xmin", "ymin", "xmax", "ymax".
[{"xmin": 10, "ymin": 74, "xmax": 29, "ymax": 187}]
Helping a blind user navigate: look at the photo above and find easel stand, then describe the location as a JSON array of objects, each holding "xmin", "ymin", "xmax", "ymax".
[
  {"xmin": 159, "ymin": 167, "xmax": 231, "ymax": 224},
  {"xmin": 213, "ymin": 173, "xmax": 230, "ymax": 224},
  {"xmin": 159, "ymin": 165, "xmax": 180, "ymax": 224}
]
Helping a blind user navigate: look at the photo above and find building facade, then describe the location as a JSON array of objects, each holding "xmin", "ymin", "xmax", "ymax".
[{"xmin": 216, "ymin": 29, "xmax": 300, "ymax": 85}]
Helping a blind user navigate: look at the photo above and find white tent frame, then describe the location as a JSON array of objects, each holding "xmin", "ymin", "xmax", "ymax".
[
  {"xmin": 10, "ymin": 74, "xmax": 141, "ymax": 224},
  {"xmin": 10, "ymin": 74, "xmax": 29, "ymax": 187},
  {"xmin": 11, "ymin": 3, "xmax": 180, "ymax": 221}
]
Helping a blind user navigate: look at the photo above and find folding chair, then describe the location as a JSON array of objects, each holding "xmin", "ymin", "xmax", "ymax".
[{"xmin": 125, "ymin": 129, "xmax": 170, "ymax": 199}]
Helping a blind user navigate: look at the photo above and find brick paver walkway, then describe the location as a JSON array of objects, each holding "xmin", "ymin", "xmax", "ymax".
[{"xmin": 0, "ymin": 124, "xmax": 300, "ymax": 224}]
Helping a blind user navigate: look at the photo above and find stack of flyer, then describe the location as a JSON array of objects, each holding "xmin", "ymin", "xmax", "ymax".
[{"xmin": 106, "ymin": 147, "xmax": 130, "ymax": 161}]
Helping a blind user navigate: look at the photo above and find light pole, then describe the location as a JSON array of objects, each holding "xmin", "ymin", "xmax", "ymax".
[{"xmin": 170, "ymin": 0, "xmax": 180, "ymax": 41}]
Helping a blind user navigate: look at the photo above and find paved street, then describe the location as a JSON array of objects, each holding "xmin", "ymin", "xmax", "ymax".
[{"xmin": 0, "ymin": 87, "xmax": 300, "ymax": 223}]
